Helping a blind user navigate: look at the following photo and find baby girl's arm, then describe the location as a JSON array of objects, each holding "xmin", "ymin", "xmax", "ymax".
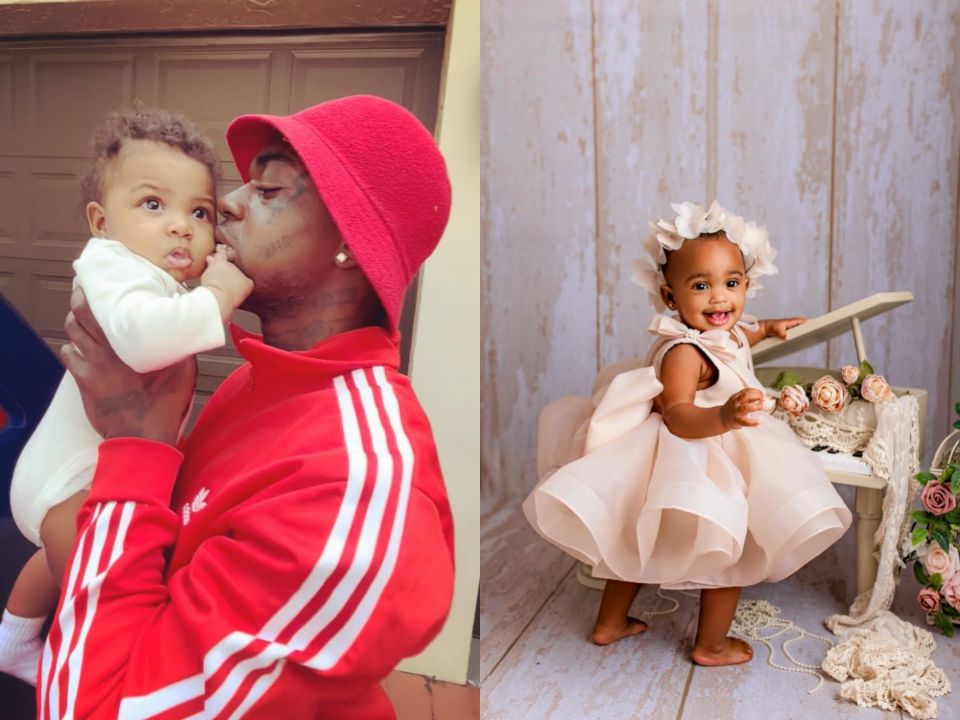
[
  {"xmin": 74, "ymin": 242, "xmax": 226, "ymax": 373},
  {"xmin": 659, "ymin": 344, "xmax": 764, "ymax": 437},
  {"xmin": 741, "ymin": 316, "xmax": 807, "ymax": 347}
]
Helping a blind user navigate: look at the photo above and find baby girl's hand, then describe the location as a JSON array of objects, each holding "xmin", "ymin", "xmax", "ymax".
[
  {"xmin": 766, "ymin": 317, "xmax": 807, "ymax": 340},
  {"xmin": 201, "ymin": 245, "xmax": 253, "ymax": 320},
  {"xmin": 720, "ymin": 388, "xmax": 766, "ymax": 429}
]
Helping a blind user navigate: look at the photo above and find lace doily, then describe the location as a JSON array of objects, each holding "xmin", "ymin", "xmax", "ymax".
[
  {"xmin": 821, "ymin": 615, "xmax": 948, "ymax": 719},
  {"xmin": 828, "ymin": 395, "xmax": 919, "ymax": 621},
  {"xmin": 822, "ymin": 395, "xmax": 952, "ymax": 719},
  {"xmin": 771, "ymin": 399, "xmax": 879, "ymax": 454}
]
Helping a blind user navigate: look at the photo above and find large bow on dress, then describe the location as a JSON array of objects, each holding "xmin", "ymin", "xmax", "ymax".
[
  {"xmin": 584, "ymin": 313, "xmax": 760, "ymax": 452},
  {"xmin": 646, "ymin": 313, "xmax": 758, "ymax": 362}
]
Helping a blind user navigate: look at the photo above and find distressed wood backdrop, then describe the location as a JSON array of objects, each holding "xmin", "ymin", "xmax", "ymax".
[{"xmin": 481, "ymin": 0, "xmax": 960, "ymax": 504}]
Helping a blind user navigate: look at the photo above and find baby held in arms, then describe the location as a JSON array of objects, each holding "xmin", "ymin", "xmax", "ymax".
[
  {"xmin": 0, "ymin": 106, "xmax": 252, "ymax": 685},
  {"xmin": 525, "ymin": 201, "xmax": 852, "ymax": 666}
]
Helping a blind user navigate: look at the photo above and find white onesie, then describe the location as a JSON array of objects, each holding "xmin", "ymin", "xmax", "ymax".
[{"xmin": 10, "ymin": 237, "xmax": 225, "ymax": 545}]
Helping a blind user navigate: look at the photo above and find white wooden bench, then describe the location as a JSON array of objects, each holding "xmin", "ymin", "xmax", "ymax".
[{"xmin": 752, "ymin": 291, "xmax": 926, "ymax": 595}]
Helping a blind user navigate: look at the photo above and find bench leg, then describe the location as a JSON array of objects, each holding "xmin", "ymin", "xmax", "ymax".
[
  {"xmin": 576, "ymin": 562, "xmax": 606, "ymax": 590},
  {"xmin": 855, "ymin": 486, "xmax": 883, "ymax": 595}
]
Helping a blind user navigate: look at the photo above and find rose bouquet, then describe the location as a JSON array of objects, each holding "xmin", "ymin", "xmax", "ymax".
[
  {"xmin": 903, "ymin": 402, "xmax": 960, "ymax": 637},
  {"xmin": 771, "ymin": 360, "xmax": 894, "ymax": 418}
]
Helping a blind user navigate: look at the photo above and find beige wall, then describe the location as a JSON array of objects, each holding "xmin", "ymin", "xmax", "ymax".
[
  {"xmin": 405, "ymin": 0, "xmax": 479, "ymax": 684},
  {"xmin": 482, "ymin": 0, "xmax": 960, "ymax": 504}
]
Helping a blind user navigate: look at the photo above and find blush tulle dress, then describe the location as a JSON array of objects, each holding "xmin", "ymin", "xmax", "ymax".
[{"xmin": 523, "ymin": 313, "xmax": 852, "ymax": 589}]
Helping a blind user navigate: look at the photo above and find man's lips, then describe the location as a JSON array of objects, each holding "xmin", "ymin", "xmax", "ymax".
[
  {"xmin": 214, "ymin": 227, "xmax": 239, "ymax": 262},
  {"xmin": 214, "ymin": 226, "xmax": 233, "ymax": 247}
]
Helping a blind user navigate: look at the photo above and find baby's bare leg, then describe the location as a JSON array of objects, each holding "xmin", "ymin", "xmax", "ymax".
[
  {"xmin": 0, "ymin": 492, "xmax": 87, "ymax": 686},
  {"xmin": 40, "ymin": 490, "xmax": 89, "ymax": 586},
  {"xmin": 0, "ymin": 550, "xmax": 58, "ymax": 685},
  {"xmin": 6, "ymin": 550, "xmax": 60, "ymax": 618},
  {"xmin": 691, "ymin": 586, "xmax": 752, "ymax": 666},
  {"xmin": 591, "ymin": 579, "xmax": 648, "ymax": 645}
]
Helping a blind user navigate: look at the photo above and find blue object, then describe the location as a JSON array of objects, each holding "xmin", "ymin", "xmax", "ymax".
[{"xmin": 0, "ymin": 292, "xmax": 63, "ymax": 519}]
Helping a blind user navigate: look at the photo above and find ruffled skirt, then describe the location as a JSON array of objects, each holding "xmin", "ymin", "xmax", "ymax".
[{"xmin": 524, "ymin": 368, "xmax": 852, "ymax": 589}]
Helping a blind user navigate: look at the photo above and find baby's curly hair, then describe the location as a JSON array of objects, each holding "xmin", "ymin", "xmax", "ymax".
[{"xmin": 79, "ymin": 102, "xmax": 219, "ymax": 207}]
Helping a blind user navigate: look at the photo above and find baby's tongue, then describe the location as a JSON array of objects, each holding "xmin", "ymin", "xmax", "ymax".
[
  {"xmin": 166, "ymin": 249, "xmax": 192, "ymax": 269},
  {"xmin": 706, "ymin": 311, "xmax": 729, "ymax": 326}
]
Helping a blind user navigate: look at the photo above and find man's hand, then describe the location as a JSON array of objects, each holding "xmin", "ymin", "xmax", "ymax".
[{"xmin": 60, "ymin": 287, "xmax": 197, "ymax": 445}]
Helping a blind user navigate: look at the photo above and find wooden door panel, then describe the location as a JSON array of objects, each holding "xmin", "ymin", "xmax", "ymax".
[
  {"xmin": 0, "ymin": 169, "xmax": 18, "ymax": 255},
  {"xmin": 0, "ymin": 54, "xmax": 13, "ymax": 157},
  {"xmin": 20, "ymin": 160, "xmax": 89, "ymax": 262},
  {"xmin": 23, "ymin": 51, "xmax": 137, "ymax": 157},
  {"xmin": 153, "ymin": 50, "xmax": 276, "ymax": 159}
]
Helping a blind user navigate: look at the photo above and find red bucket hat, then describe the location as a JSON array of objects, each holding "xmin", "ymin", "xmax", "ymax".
[{"xmin": 225, "ymin": 95, "xmax": 451, "ymax": 330}]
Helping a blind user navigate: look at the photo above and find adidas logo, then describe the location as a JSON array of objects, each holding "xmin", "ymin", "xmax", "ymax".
[{"xmin": 182, "ymin": 487, "xmax": 210, "ymax": 526}]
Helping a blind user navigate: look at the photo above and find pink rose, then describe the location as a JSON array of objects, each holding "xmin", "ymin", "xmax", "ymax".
[
  {"xmin": 943, "ymin": 573, "xmax": 960, "ymax": 612},
  {"xmin": 841, "ymin": 365, "xmax": 859, "ymax": 385},
  {"xmin": 921, "ymin": 481, "xmax": 958, "ymax": 516},
  {"xmin": 811, "ymin": 376, "xmax": 847, "ymax": 413},
  {"xmin": 778, "ymin": 385, "xmax": 809, "ymax": 418},
  {"xmin": 920, "ymin": 544, "xmax": 960, "ymax": 581},
  {"xmin": 918, "ymin": 586, "xmax": 940, "ymax": 613},
  {"xmin": 861, "ymin": 374, "xmax": 894, "ymax": 403}
]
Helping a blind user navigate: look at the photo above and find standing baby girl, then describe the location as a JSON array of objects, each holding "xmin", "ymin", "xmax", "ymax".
[
  {"xmin": 0, "ymin": 106, "xmax": 252, "ymax": 684},
  {"xmin": 526, "ymin": 201, "xmax": 851, "ymax": 665}
]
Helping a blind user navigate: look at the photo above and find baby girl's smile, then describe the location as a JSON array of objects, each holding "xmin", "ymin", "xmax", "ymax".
[
  {"xmin": 704, "ymin": 310, "xmax": 731, "ymax": 326},
  {"xmin": 659, "ymin": 235, "xmax": 748, "ymax": 334}
]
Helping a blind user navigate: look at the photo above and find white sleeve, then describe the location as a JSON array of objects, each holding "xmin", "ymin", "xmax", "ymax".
[{"xmin": 74, "ymin": 242, "xmax": 225, "ymax": 373}]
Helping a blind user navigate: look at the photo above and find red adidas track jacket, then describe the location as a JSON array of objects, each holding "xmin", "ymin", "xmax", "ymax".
[{"xmin": 38, "ymin": 325, "xmax": 455, "ymax": 719}]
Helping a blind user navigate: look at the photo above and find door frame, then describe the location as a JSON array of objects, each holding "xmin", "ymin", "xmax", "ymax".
[{"xmin": 0, "ymin": 0, "xmax": 451, "ymax": 37}]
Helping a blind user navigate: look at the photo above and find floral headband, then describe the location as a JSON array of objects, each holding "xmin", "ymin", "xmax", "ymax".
[{"xmin": 630, "ymin": 200, "xmax": 779, "ymax": 312}]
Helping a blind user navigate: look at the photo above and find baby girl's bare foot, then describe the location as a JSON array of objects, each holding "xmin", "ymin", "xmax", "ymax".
[
  {"xmin": 591, "ymin": 616, "xmax": 648, "ymax": 646},
  {"xmin": 690, "ymin": 637, "xmax": 753, "ymax": 666}
]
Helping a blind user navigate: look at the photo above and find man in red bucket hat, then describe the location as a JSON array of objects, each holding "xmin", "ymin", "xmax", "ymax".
[
  {"xmin": 39, "ymin": 95, "xmax": 455, "ymax": 719},
  {"xmin": 225, "ymin": 95, "xmax": 451, "ymax": 331}
]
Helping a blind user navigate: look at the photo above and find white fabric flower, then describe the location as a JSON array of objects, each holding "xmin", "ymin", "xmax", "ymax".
[
  {"xmin": 701, "ymin": 200, "xmax": 726, "ymax": 233},
  {"xmin": 722, "ymin": 213, "xmax": 746, "ymax": 245},
  {"xmin": 671, "ymin": 201, "xmax": 707, "ymax": 239},
  {"xmin": 742, "ymin": 222, "xmax": 778, "ymax": 298},
  {"xmin": 642, "ymin": 228, "xmax": 667, "ymax": 264},
  {"xmin": 631, "ymin": 257, "xmax": 667, "ymax": 312}
]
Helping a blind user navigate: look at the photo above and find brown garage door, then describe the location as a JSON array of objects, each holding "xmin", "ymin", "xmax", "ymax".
[{"xmin": 0, "ymin": 31, "xmax": 443, "ymax": 414}]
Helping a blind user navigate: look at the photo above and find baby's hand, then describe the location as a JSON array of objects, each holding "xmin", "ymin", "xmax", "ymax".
[
  {"xmin": 720, "ymin": 388, "xmax": 766, "ymax": 429},
  {"xmin": 201, "ymin": 246, "xmax": 254, "ymax": 320},
  {"xmin": 766, "ymin": 317, "xmax": 807, "ymax": 340}
]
